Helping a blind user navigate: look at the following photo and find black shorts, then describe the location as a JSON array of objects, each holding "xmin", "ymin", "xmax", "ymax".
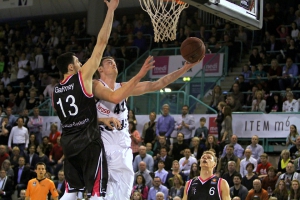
[{"xmin": 64, "ymin": 139, "xmax": 108, "ymax": 196}]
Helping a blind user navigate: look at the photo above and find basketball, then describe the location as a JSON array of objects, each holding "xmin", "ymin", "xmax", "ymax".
[{"xmin": 180, "ymin": 37, "xmax": 206, "ymax": 63}]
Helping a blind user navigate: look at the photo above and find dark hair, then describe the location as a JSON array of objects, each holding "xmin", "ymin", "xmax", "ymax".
[
  {"xmin": 177, "ymin": 132, "xmax": 184, "ymax": 138},
  {"xmin": 233, "ymin": 173, "xmax": 242, "ymax": 180},
  {"xmin": 56, "ymin": 52, "xmax": 75, "ymax": 75},
  {"xmin": 129, "ymin": 109, "xmax": 136, "ymax": 121},
  {"xmin": 99, "ymin": 56, "xmax": 115, "ymax": 67},
  {"xmin": 182, "ymin": 105, "xmax": 189, "ymax": 109},
  {"xmin": 129, "ymin": 121, "xmax": 136, "ymax": 132},
  {"xmin": 246, "ymin": 162, "xmax": 254, "ymax": 170},
  {"xmin": 135, "ymin": 174, "xmax": 146, "ymax": 185},
  {"xmin": 158, "ymin": 160, "xmax": 165, "ymax": 165},
  {"xmin": 200, "ymin": 117, "xmax": 206, "ymax": 122},
  {"xmin": 35, "ymin": 162, "xmax": 46, "ymax": 169}
]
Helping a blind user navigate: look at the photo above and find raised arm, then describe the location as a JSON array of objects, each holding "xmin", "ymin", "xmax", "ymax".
[
  {"xmin": 80, "ymin": 0, "xmax": 119, "ymax": 81},
  {"xmin": 93, "ymin": 56, "xmax": 155, "ymax": 104},
  {"xmin": 128, "ymin": 60, "xmax": 201, "ymax": 96}
]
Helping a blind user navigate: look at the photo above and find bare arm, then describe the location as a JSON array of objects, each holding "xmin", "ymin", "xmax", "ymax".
[
  {"xmin": 128, "ymin": 60, "xmax": 201, "ymax": 96},
  {"xmin": 80, "ymin": 0, "xmax": 119, "ymax": 90},
  {"xmin": 93, "ymin": 56, "xmax": 155, "ymax": 103},
  {"xmin": 182, "ymin": 181, "xmax": 189, "ymax": 200},
  {"xmin": 25, "ymin": 197, "xmax": 30, "ymax": 200},
  {"xmin": 221, "ymin": 179, "xmax": 231, "ymax": 200}
]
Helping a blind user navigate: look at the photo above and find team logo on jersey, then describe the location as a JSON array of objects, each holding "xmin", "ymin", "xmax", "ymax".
[
  {"xmin": 33, "ymin": 181, "xmax": 37, "ymax": 186},
  {"xmin": 97, "ymin": 104, "xmax": 110, "ymax": 116},
  {"xmin": 211, "ymin": 178, "xmax": 217, "ymax": 184},
  {"xmin": 192, "ymin": 187, "xmax": 197, "ymax": 195}
]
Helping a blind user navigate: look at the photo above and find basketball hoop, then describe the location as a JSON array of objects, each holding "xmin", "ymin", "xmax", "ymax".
[{"xmin": 139, "ymin": 0, "xmax": 189, "ymax": 42}]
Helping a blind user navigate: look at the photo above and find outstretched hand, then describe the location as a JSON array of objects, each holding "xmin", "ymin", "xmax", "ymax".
[
  {"xmin": 100, "ymin": 117, "xmax": 121, "ymax": 130},
  {"xmin": 137, "ymin": 56, "xmax": 155, "ymax": 79},
  {"xmin": 183, "ymin": 58, "xmax": 203, "ymax": 71},
  {"xmin": 104, "ymin": 0, "xmax": 119, "ymax": 10}
]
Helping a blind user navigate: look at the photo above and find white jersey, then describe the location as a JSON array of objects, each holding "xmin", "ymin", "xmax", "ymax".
[{"xmin": 96, "ymin": 79, "xmax": 131, "ymax": 148}]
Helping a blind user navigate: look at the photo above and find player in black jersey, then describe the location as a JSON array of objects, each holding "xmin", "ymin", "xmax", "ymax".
[
  {"xmin": 183, "ymin": 151, "xmax": 231, "ymax": 200},
  {"xmin": 52, "ymin": 0, "xmax": 155, "ymax": 199}
]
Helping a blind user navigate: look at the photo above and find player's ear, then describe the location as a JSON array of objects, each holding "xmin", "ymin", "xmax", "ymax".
[{"xmin": 68, "ymin": 63, "xmax": 74, "ymax": 72}]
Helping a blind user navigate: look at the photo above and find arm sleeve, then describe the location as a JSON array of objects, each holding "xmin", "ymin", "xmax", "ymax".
[
  {"xmin": 50, "ymin": 181, "xmax": 59, "ymax": 197},
  {"xmin": 259, "ymin": 100, "xmax": 266, "ymax": 112},
  {"xmin": 149, "ymin": 157, "xmax": 154, "ymax": 172},
  {"xmin": 188, "ymin": 116, "xmax": 195, "ymax": 130},
  {"xmin": 166, "ymin": 117, "xmax": 175, "ymax": 137},
  {"xmin": 156, "ymin": 120, "xmax": 160, "ymax": 136}
]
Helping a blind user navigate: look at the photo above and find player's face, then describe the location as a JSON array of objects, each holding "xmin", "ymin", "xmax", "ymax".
[
  {"xmin": 100, "ymin": 59, "xmax": 118, "ymax": 75},
  {"xmin": 200, "ymin": 154, "xmax": 216, "ymax": 168},
  {"xmin": 72, "ymin": 56, "xmax": 82, "ymax": 73},
  {"xmin": 35, "ymin": 165, "xmax": 46, "ymax": 178}
]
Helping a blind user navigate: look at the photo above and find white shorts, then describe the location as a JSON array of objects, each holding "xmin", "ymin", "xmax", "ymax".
[{"xmin": 104, "ymin": 146, "xmax": 134, "ymax": 200}]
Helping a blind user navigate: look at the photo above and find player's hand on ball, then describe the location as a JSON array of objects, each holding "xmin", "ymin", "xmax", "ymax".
[{"xmin": 183, "ymin": 59, "xmax": 202, "ymax": 71}]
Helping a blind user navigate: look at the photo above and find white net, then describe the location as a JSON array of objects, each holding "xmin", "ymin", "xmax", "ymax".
[{"xmin": 139, "ymin": 0, "xmax": 189, "ymax": 42}]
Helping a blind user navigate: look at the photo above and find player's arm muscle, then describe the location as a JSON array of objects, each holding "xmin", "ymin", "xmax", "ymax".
[
  {"xmin": 80, "ymin": 0, "xmax": 118, "ymax": 83},
  {"xmin": 128, "ymin": 60, "xmax": 201, "ymax": 96},
  {"xmin": 93, "ymin": 56, "xmax": 155, "ymax": 103},
  {"xmin": 221, "ymin": 179, "xmax": 231, "ymax": 200},
  {"xmin": 182, "ymin": 181, "xmax": 189, "ymax": 200}
]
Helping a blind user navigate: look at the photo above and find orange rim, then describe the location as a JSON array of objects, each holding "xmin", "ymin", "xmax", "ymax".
[{"xmin": 162, "ymin": 0, "xmax": 186, "ymax": 4}]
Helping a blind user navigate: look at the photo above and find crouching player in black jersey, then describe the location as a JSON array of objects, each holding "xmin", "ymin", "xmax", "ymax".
[{"xmin": 183, "ymin": 151, "xmax": 231, "ymax": 200}]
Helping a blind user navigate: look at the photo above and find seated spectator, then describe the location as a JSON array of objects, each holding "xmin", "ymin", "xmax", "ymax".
[
  {"xmin": 290, "ymin": 179, "xmax": 300, "ymax": 200},
  {"xmin": 226, "ymin": 95, "xmax": 243, "ymax": 112},
  {"xmin": 153, "ymin": 136, "xmax": 170, "ymax": 157},
  {"xmin": 242, "ymin": 65, "xmax": 252, "ymax": 82},
  {"xmin": 204, "ymin": 134, "xmax": 220, "ymax": 158},
  {"xmin": 133, "ymin": 146, "xmax": 154, "ymax": 173},
  {"xmin": 14, "ymin": 90, "xmax": 27, "ymax": 114},
  {"xmin": 267, "ymin": 59, "xmax": 282, "ymax": 91},
  {"xmin": 131, "ymin": 174, "xmax": 149, "ymax": 200},
  {"xmin": 229, "ymin": 83, "xmax": 244, "ymax": 105},
  {"xmin": 236, "ymin": 74, "xmax": 250, "ymax": 92},
  {"xmin": 0, "ymin": 118, "xmax": 11, "ymax": 146},
  {"xmin": 154, "ymin": 161, "xmax": 168, "ymax": 185},
  {"xmin": 240, "ymin": 148, "xmax": 257, "ymax": 178},
  {"xmin": 169, "ymin": 133, "xmax": 188, "ymax": 161},
  {"xmin": 283, "ymin": 91, "xmax": 299, "ymax": 112},
  {"xmin": 276, "ymin": 25, "xmax": 289, "ymax": 43},
  {"xmin": 40, "ymin": 136, "xmax": 53, "ymax": 157},
  {"xmin": 48, "ymin": 123, "xmax": 61, "ymax": 145},
  {"xmin": 217, "ymin": 144, "xmax": 240, "ymax": 176},
  {"xmin": 261, "ymin": 166, "xmax": 278, "ymax": 191},
  {"xmin": 245, "ymin": 179, "xmax": 268, "ymax": 200},
  {"xmin": 1, "ymin": 159, "xmax": 14, "ymax": 180},
  {"xmin": 242, "ymin": 162, "xmax": 259, "ymax": 191},
  {"xmin": 134, "ymin": 161, "xmax": 153, "ymax": 189},
  {"xmin": 267, "ymin": 93, "xmax": 283, "ymax": 113},
  {"xmin": 153, "ymin": 147, "xmax": 173, "ymax": 172},
  {"xmin": 222, "ymin": 161, "xmax": 239, "ymax": 187},
  {"xmin": 49, "ymin": 136, "xmax": 63, "ymax": 166},
  {"xmin": 142, "ymin": 112, "xmax": 156, "ymax": 146},
  {"xmin": 251, "ymin": 90, "xmax": 266, "ymax": 112},
  {"xmin": 254, "ymin": 63, "xmax": 267, "ymax": 85},
  {"xmin": 1, "ymin": 72, "xmax": 10, "ymax": 87},
  {"xmin": 165, "ymin": 160, "xmax": 187, "ymax": 189},
  {"xmin": 248, "ymin": 48, "xmax": 262, "ymax": 67},
  {"xmin": 13, "ymin": 156, "xmax": 30, "ymax": 198},
  {"xmin": 256, "ymin": 153, "xmax": 272, "ymax": 179},
  {"xmin": 168, "ymin": 174, "xmax": 184, "ymax": 199},
  {"xmin": 188, "ymin": 163, "xmax": 199, "ymax": 180},
  {"xmin": 25, "ymin": 145, "xmax": 39, "ymax": 170},
  {"xmin": 103, "ymin": 44, "xmax": 117, "ymax": 57},
  {"xmin": 178, "ymin": 148, "xmax": 197, "ymax": 177},
  {"xmin": 146, "ymin": 143, "xmax": 154, "ymax": 156},
  {"xmin": 148, "ymin": 177, "xmax": 168, "ymax": 200},
  {"xmin": 43, "ymin": 76, "xmax": 57, "ymax": 98},
  {"xmin": 190, "ymin": 137, "xmax": 204, "ymax": 161},
  {"xmin": 278, "ymin": 149, "xmax": 291, "ymax": 175},
  {"xmin": 54, "ymin": 170, "xmax": 65, "ymax": 199},
  {"xmin": 279, "ymin": 58, "xmax": 298, "ymax": 90},
  {"xmin": 27, "ymin": 74, "xmax": 40, "ymax": 93},
  {"xmin": 230, "ymin": 173, "xmax": 248, "ymax": 200},
  {"xmin": 10, "ymin": 146, "xmax": 21, "ymax": 168},
  {"xmin": 246, "ymin": 135, "xmax": 264, "ymax": 161},
  {"xmin": 133, "ymin": 31, "xmax": 148, "ymax": 55},
  {"xmin": 221, "ymin": 135, "xmax": 244, "ymax": 159},
  {"xmin": 26, "ymin": 91, "xmax": 38, "ymax": 110},
  {"xmin": 272, "ymin": 179, "xmax": 289, "ymax": 200},
  {"xmin": 276, "ymin": 162, "xmax": 300, "ymax": 190},
  {"xmin": 246, "ymin": 85, "xmax": 258, "ymax": 107},
  {"xmin": 290, "ymin": 136, "xmax": 300, "ymax": 160}
]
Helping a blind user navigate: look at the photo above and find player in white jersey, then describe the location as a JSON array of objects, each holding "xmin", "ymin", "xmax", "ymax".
[{"xmin": 93, "ymin": 56, "xmax": 202, "ymax": 200}]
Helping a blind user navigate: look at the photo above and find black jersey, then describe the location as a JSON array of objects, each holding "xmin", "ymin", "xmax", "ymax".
[
  {"xmin": 186, "ymin": 175, "xmax": 222, "ymax": 200},
  {"xmin": 52, "ymin": 71, "xmax": 100, "ymax": 157}
]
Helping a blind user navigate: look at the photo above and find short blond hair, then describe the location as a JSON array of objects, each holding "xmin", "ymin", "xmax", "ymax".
[{"xmin": 202, "ymin": 150, "xmax": 217, "ymax": 162}]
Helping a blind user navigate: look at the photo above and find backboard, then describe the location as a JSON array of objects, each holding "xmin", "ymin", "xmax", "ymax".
[{"xmin": 182, "ymin": 0, "xmax": 264, "ymax": 30}]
